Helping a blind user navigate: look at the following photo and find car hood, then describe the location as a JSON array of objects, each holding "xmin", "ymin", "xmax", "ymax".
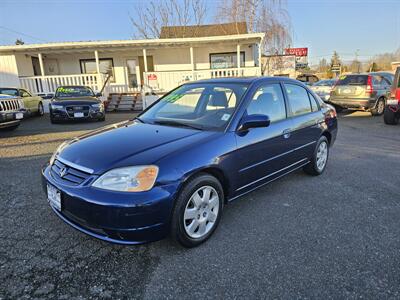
[
  {"xmin": 57, "ymin": 120, "xmax": 214, "ymax": 174},
  {"xmin": 52, "ymin": 96, "xmax": 101, "ymax": 105}
]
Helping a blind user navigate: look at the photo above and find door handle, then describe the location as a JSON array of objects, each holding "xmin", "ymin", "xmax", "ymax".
[{"xmin": 283, "ymin": 129, "xmax": 291, "ymax": 139}]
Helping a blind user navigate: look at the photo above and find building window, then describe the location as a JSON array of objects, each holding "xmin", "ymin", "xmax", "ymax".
[
  {"xmin": 210, "ymin": 52, "xmax": 245, "ymax": 69},
  {"xmin": 80, "ymin": 58, "xmax": 115, "ymax": 82}
]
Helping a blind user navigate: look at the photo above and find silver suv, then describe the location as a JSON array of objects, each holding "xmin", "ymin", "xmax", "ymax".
[{"xmin": 329, "ymin": 73, "xmax": 392, "ymax": 116}]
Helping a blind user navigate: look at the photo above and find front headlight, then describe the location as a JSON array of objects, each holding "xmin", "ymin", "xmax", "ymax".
[
  {"xmin": 51, "ymin": 104, "xmax": 64, "ymax": 110},
  {"xmin": 92, "ymin": 103, "xmax": 104, "ymax": 109},
  {"xmin": 92, "ymin": 166, "xmax": 159, "ymax": 192},
  {"xmin": 49, "ymin": 141, "xmax": 69, "ymax": 165}
]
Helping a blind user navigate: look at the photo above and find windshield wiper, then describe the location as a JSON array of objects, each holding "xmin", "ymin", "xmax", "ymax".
[
  {"xmin": 153, "ymin": 120, "xmax": 203, "ymax": 130},
  {"xmin": 134, "ymin": 116, "xmax": 146, "ymax": 123}
]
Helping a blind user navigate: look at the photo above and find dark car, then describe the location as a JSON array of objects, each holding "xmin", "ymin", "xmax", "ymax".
[
  {"xmin": 49, "ymin": 86, "xmax": 105, "ymax": 123},
  {"xmin": 296, "ymin": 74, "xmax": 320, "ymax": 86},
  {"xmin": 0, "ymin": 94, "xmax": 24, "ymax": 130},
  {"xmin": 42, "ymin": 77, "xmax": 338, "ymax": 247},
  {"xmin": 329, "ymin": 73, "xmax": 392, "ymax": 115},
  {"xmin": 384, "ymin": 67, "xmax": 400, "ymax": 125}
]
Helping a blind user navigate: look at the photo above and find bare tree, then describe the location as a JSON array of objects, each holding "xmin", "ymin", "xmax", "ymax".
[
  {"xmin": 216, "ymin": 0, "xmax": 292, "ymax": 54},
  {"xmin": 130, "ymin": 0, "xmax": 206, "ymax": 38}
]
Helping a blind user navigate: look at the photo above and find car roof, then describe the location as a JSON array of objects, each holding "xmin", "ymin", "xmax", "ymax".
[
  {"xmin": 0, "ymin": 87, "xmax": 19, "ymax": 90},
  {"xmin": 188, "ymin": 76, "xmax": 302, "ymax": 85}
]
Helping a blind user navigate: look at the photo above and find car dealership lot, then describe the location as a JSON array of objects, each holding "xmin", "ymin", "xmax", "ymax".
[{"xmin": 1, "ymin": 112, "xmax": 399, "ymax": 299}]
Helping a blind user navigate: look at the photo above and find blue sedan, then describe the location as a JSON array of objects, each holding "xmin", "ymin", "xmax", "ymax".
[{"xmin": 42, "ymin": 77, "xmax": 338, "ymax": 247}]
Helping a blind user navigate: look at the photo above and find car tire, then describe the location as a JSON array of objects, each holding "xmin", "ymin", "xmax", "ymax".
[
  {"xmin": 303, "ymin": 136, "xmax": 329, "ymax": 176},
  {"xmin": 98, "ymin": 116, "xmax": 106, "ymax": 122},
  {"xmin": 332, "ymin": 104, "xmax": 343, "ymax": 113},
  {"xmin": 371, "ymin": 98, "xmax": 385, "ymax": 116},
  {"xmin": 50, "ymin": 116, "xmax": 59, "ymax": 124},
  {"xmin": 383, "ymin": 106, "xmax": 399, "ymax": 125},
  {"xmin": 171, "ymin": 173, "xmax": 224, "ymax": 248},
  {"xmin": 37, "ymin": 102, "xmax": 44, "ymax": 116}
]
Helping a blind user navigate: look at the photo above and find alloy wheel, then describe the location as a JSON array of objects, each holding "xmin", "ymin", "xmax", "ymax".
[
  {"xmin": 377, "ymin": 100, "xmax": 385, "ymax": 115},
  {"xmin": 183, "ymin": 186, "xmax": 220, "ymax": 239},
  {"xmin": 316, "ymin": 141, "xmax": 328, "ymax": 171}
]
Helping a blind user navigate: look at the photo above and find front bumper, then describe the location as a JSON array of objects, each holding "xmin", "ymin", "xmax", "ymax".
[
  {"xmin": 0, "ymin": 111, "xmax": 22, "ymax": 128},
  {"xmin": 42, "ymin": 164, "xmax": 178, "ymax": 244},
  {"xmin": 50, "ymin": 108, "xmax": 105, "ymax": 121}
]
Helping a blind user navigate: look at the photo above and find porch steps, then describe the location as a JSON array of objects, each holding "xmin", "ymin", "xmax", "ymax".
[{"xmin": 105, "ymin": 93, "xmax": 143, "ymax": 112}]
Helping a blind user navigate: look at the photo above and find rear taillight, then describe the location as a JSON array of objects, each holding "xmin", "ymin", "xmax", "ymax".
[{"xmin": 366, "ymin": 75, "xmax": 374, "ymax": 95}]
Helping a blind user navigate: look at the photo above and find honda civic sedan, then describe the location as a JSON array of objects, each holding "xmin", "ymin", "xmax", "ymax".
[{"xmin": 42, "ymin": 77, "xmax": 337, "ymax": 247}]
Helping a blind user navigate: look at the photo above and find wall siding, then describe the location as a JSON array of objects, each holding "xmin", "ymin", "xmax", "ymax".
[{"xmin": 0, "ymin": 54, "xmax": 20, "ymax": 87}]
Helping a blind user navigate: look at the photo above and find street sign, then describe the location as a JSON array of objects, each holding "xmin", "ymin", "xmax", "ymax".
[{"xmin": 285, "ymin": 47, "xmax": 308, "ymax": 57}]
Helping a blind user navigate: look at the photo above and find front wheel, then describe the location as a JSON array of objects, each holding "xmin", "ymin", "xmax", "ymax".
[
  {"xmin": 383, "ymin": 106, "xmax": 399, "ymax": 125},
  {"xmin": 171, "ymin": 173, "xmax": 224, "ymax": 248},
  {"xmin": 303, "ymin": 136, "xmax": 329, "ymax": 176}
]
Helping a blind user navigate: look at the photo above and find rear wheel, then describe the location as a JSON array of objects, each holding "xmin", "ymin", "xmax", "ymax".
[
  {"xmin": 171, "ymin": 173, "xmax": 224, "ymax": 248},
  {"xmin": 371, "ymin": 98, "xmax": 385, "ymax": 116},
  {"xmin": 37, "ymin": 102, "xmax": 44, "ymax": 116},
  {"xmin": 303, "ymin": 136, "xmax": 329, "ymax": 176},
  {"xmin": 383, "ymin": 106, "xmax": 399, "ymax": 125}
]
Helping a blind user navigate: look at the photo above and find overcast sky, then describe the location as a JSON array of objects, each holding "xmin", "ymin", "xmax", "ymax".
[{"xmin": 0, "ymin": 0, "xmax": 399, "ymax": 64}]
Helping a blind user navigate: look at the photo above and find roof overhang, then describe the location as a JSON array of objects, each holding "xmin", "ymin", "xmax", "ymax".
[{"xmin": 0, "ymin": 33, "xmax": 265, "ymax": 54}]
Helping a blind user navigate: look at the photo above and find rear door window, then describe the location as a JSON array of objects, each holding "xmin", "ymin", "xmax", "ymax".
[
  {"xmin": 284, "ymin": 84, "xmax": 312, "ymax": 116},
  {"xmin": 308, "ymin": 92, "xmax": 319, "ymax": 111},
  {"xmin": 336, "ymin": 75, "xmax": 368, "ymax": 86}
]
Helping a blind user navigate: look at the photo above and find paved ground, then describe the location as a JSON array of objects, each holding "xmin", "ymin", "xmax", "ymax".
[{"xmin": 1, "ymin": 111, "xmax": 399, "ymax": 299}]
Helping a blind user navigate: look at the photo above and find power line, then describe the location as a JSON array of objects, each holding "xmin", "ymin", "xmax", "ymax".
[{"xmin": 0, "ymin": 26, "xmax": 48, "ymax": 43}]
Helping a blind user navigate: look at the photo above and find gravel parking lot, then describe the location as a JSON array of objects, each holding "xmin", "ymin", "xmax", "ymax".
[{"xmin": 1, "ymin": 111, "xmax": 399, "ymax": 299}]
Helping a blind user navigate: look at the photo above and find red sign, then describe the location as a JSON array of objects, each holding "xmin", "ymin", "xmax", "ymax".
[
  {"xmin": 148, "ymin": 74, "xmax": 157, "ymax": 80},
  {"xmin": 285, "ymin": 47, "xmax": 308, "ymax": 57}
]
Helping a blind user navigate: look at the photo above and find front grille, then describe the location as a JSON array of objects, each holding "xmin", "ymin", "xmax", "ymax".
[
  {"xmin": 0, "ymin": 99, "xmax": 21, "ymax": 112},
  {"xmin": 66, "ymin": 105, "xmax": 90, "ymax": 118},
  {"xmin": 51, "ymin": 159, "xmax": 91, "ymax": 185}
]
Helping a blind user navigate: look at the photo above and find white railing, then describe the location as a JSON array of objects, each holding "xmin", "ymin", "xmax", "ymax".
[
  {"xmin": 19, "ymin": 73, "xmax": 106, "ymax": 95},
  {"xmin": 144, "ymin": 67, "xmax": 261, "ymax": 92}
]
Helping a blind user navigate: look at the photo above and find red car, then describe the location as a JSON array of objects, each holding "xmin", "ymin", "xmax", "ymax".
[{"xmin": 384, "ymin": 67, "xmax": 400, "ymax": 125}]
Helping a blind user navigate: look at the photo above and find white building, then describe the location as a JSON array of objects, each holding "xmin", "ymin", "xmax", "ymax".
[{"xmin": 0, "ymin": 23, "xmax": 264, "ymax": 98}]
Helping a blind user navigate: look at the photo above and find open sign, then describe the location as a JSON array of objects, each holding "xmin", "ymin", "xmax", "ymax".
[{"xmin": 148, "ymin": 74, "xmax": 157, "ymax": 81}]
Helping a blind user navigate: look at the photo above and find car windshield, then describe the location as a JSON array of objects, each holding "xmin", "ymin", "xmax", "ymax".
[
  {"xmin": 140, "ymin": 83, "xmax": 249, "ymax": 131},
  {"xmin": 0, "ymin": 88, "xmax": 18, "ymax": 96},
  {"xmin": 56, "ymin": 86, "xmax": 94, "ymax": 98}
]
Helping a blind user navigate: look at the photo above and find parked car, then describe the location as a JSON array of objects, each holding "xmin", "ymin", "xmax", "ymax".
[
  {"xmin": 329, "ymin": 73, "xmax": 392, "ymax": 115},
  {"xmin": 0, "ymin": 94, "xmax": 24, "ymax": 130},
  {"xmin": 42, "ymin": 77, "xmax": 337, "ymax": 247},
  {"xmin": 384, "ymin": 67, "xmax": 400, "ymax": 125},
  {"xmin": 310, "ymin": 79, "xmax": 337, "ymax": 102},
  {"xmin": 0, "ymin": 87, "xmax": 44, "ymax": 117},
  {"xmin": 296, "ymin": 74, "xmax": 320, "ymax": 86},
  {"xmin": 371, "ymin": 71, "xmax": 394, "ymax": 84},
  {"xmin": 49, "ymin": 86, "xmax": 105, "ymax": 123}
]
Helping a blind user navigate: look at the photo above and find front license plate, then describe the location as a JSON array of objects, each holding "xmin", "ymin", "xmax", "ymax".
[
  {"xmin": 74, "ymin": 112, "xmax": 84, "ymax": 118},
  {"xmin": 47, "ymin": 184, "xmax": 61, "ymax": 211},
  {"xmin": 15, "ymin": 112, "xmax": 23, "ymax": 119}
]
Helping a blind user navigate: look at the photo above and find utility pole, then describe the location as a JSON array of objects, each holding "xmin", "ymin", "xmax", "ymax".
[{"xmin": 355, "ymin": 49, "xmax": 360, "ymax": 73}]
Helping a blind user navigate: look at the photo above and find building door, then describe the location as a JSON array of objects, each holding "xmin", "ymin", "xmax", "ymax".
[
  {"xmin": 126, "ymin": 59, "xmax": 138, "ymax": 89},
  {"xmin": 138, "ymin": 56, "xmax": 154, "ymax": 87},
  {"xmin": 31, "ymin": 57, "xmax": 42, "ymax": 76}
]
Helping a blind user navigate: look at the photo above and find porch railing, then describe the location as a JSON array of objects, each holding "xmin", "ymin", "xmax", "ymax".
[
  {"xmin": 19, "ymin": 73, "xmax": 106, "ymax": 95},
  {"xmin": 144, "ymin": 67, "xmax": 261, "ymax": 92}
]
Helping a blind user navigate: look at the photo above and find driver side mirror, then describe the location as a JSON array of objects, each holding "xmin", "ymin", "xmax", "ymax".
[
  {"xmin": 95, "ymin": 92, "xmax": 102, "ymax": 97},
  {"xmin": 238, "ymin": 114, "xmax": 270, "ymax": 132}
]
